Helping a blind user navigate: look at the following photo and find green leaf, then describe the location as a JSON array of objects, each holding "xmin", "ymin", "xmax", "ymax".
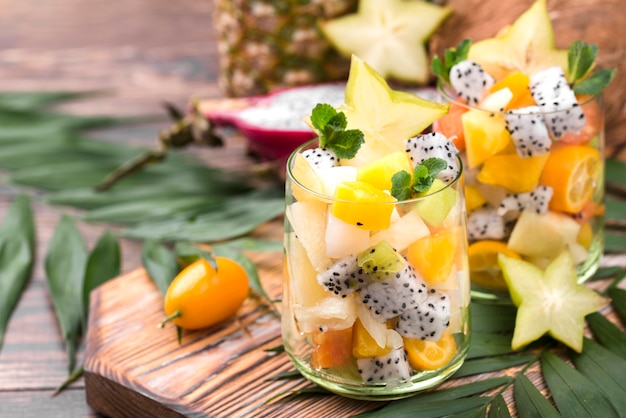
[
  {"xmin": 310, "ymin": 103, "xmax": 364, "ymax": 159},
  {"xmin": 573, "ymin": 68, "xmax": 617, "ymax": 96},
  {"xmin": 412, "ymin": 158, "xmax": 446, "ymax": 193},
  {"xmin": 541, "ymin": 351, "xmax": 619, "ymax": 418},
  {"xmin": 82, "ymin": 231, "xmax": 120, "ymax": 320},
  {"xmin": 605, "ymin": 196, "xmax": 626, "ymax": 223},
  {"xmin": 173, "ymin": 241, "xmax": 216, "ymax": 270},
  {"xmin": 390, "ymin": 170, "xmax": 413, "ymax": 201},
  {"xmin": 467, "ymin": 332, "xmax": 515, "ymax": 359},
  {"xmin": 488, "ymin": 394, "xmax": 512, "ymax": 418},
  {"xmin": 606, "ymin": 158, "xmax": 626, "ymax": 186},
  {"xmin": 0, "ymin": 194, "xmax": 36, "ymax": 350},
  {"xmin": 470, "ymin": 302, "xmax": 516, "ymax": 333},
  {"xmin": 587, "ymin": 312, "xmax": 626, "ymax": 360},
  {"xmin": 431, "ymin": 38, "xmax": 471, "ymax": 83},
  {"xmin": 568, "ymin": 40, "xmax": 597, "ymax": 83},
  {"xmin": 354, "ymin": 397, "xmax": 490, "ymax": 418},
  {"xmin": 141, "ymin": 240, "xmax": 180, "ymax": 296},
  {"xmin": 604, "ymin": 231, "xmax": 626, "ymax": 253},
  {"xmin": 571, "ymin": 338, "xmax": 626, "ymax": 413},
  {"xmin": 44, "ymin": 215, "xmax": 88, "ymax": 372},
  {"xmin": 607, "ymin": 287, "xmax": 626, "ymax": 323},
  {"xmin": 454, "ymin": 354, "xmax": 536, "ymax": 378},
  {"xmin": 405, "ymin": 376, "xmax": 511, "ymax": 403},
  {"xmin": 514, "ymin": 374, "xmax": 561, "ymax": 418}
]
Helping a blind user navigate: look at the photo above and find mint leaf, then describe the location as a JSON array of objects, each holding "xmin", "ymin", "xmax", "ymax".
[
  {"xmin": 310, "ymin": 103, "xmax": 337, "ymax": 132},
  {"xmin": 567, "ymin": 40, "xmax": 616, "ymax": 95},
  {"xmin": 310, "ymin": 103, "xmax": 364, "ymax": 160},
  {"xmin": 573, "ymin": 68, "xmax": 617, "ymax": 96},
  {"xmin": 568, "ymin": 40, "xmax": 597, "ymax": 84},
  {"xmin": 431, "ymin": 38, "xmax": 471, "ymax": 84},
  {"xmin": 412, "ymin": 158, "xmax": 447, "ymax": 193},
  {"xmin": 391, "ymin": 170, "xmax": 413, "ymax": 201}
]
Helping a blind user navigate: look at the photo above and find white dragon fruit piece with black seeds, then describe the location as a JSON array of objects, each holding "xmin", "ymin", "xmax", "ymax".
[
  {"xmin": 450, "ymin": 60, "xmax": 495, "ymax": 105},
  {"xmin": 497, "ymin": 186, "xmax": 554, "ymax": 217},
  {"xmin": 360, "ymin": 263, "xmax": 428, "ymax": 322},
  {"xmin": 316, "ymin": 255, "xmax": 368, "ymax": 298},
  {"xmin": 405, "ymin": 133, "xmax": 460, "ymax": 183},
  {"xmin": 302, "ymin": 147, "xmax": 338, "ymax": 170},
  {"xmin": 396, "ymin": 289, "xmax": 451, "ymax": 341},
  {"xmin": 467, "ymin": 207, "xmax": 507, "ymax": 241},
  {"xmin": 530, "ymin": 67, "xmax": 586, "ymax": 139},
  {"xmin": 504, "ymin": 106, "xmax": 552, "ymax": 157},
  {"xmin": 356, "ymin": 347, "xmax": 411, "ymax": 385}
]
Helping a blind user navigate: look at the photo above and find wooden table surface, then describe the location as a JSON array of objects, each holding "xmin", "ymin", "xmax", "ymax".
[{"xmin": 1, "ymin": 1, "xmax": 625, "ymax": 418}]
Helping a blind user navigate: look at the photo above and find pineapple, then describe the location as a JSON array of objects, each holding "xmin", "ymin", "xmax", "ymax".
[{"xmin": 212, "ymin": 0, "xmax": 358, "ymax": 97}]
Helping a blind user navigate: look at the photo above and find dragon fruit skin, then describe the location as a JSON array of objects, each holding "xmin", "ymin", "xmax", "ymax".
[
  {"xmin": 467, "ymin": 207, "xmax": 507, "ymax": 241},
  {"xmin": 360, "ymin": 263, "xmax": 428, "ymax": 322},
  {"xmin": 356, "ymin": 347, "xmax": 411, "ymax": 384},
  {"xmin": 302, "ymin": 147, "xmax": 339, "ymax": 170},
  {"xmin": 504, "ymin": 106, "xmax": 552, "ymax": 157},
  {"xmin": 498, "ymin": 185, "xmax": 554, "ymax": 217},
  {"xmin": 450, "ymin": 60, "xmax": 495, "ymax": 105},
  {"xmin": 396, "ymin": 289, "xmax": 451, "ymax": 341},
  {"xmin": 316, "ymin": 255, "xmax": 368, "ymax": 298},
  {"xmin": 405, "ymin": 132, "xmax": 460, "ymax": 183},
  {"xmin": 530, "ymin": 67, "xmax": 586, "ymax": 139}
]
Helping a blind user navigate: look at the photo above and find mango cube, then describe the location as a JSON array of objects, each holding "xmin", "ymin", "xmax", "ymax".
[
  {"xmin": 356, "ymin": 151, "xmax": 413, "ymax": 191},
  {"xmin": 331, "ymin": 181, "xmax": 397, "ymax": 230}
]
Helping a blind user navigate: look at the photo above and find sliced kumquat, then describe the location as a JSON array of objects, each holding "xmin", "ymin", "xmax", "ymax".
[
  {"xmin": 404, "ymin": 333, "xmax": 457, "ymax": 371},
  {"xmin": 539, "ymin": 144, "xmax": 602, "ymax": 214},
  {"xmin": 311, "ymin": 327, "xmax": 354, "ymax": 369},
  {"xmin": 468, "ymin": 240, "xmax": 521, "ymax": 290},
  {"xmin": 489, "ymin": 71, "xmax": 535, "ymax": 110}
]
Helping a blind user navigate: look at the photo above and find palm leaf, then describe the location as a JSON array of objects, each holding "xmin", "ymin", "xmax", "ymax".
[
  {"xmin": 586, "ymin": 313, "xmax": 626, "ymax": 360},
  {"xmin": 514, "ymin": 374, "xmax": 561, "ymax": 418},
  {"xmin": 487, "ymin": 394, "xmax": 512, "ymax": 418},
  {"xmin": 541, "ymin": 351, "xmax": 619, "ymax": 418},
  {"xmin": 607, "ymin": 287, "xmax": 626, "ymax": 322}
]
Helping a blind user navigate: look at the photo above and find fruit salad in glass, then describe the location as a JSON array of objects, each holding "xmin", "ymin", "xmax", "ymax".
[
  {"xmin": 282, "ymin": 55, "xmax": 471, "ymax": 399},
  {"xmin": 431, "ymin": 0, "xmax": 614, "ymax": 300}
]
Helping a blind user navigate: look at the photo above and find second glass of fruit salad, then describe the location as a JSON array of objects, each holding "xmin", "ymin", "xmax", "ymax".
[
  {"xmin": 431, "ymin": 1, "xmax": 610, "ymax": 302},
  {"xmin": 282, "ymin": 56, "xmax": 471, "ymax": 400}
]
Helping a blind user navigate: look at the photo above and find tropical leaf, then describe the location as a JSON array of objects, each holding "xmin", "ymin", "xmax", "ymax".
[
  {"xmin": 541, "ymin": 351, "xmax": 620, "ymax": 418},
  {"xmin": 467, "ymin": 332, "xmax": 515, "ymax": 359},
  {"xmin": 354, "ymin": 397, "xmax": 490, "ymax": 418},
  {"xmin": 607, "ymin": 287, "xmax": 626, "ymax": 322},
  {"xmin": 606, "ymin": 158, "xmax": 626, "ymax": 186},
  {"xmin": 586, "ymin": 313, "xmax": 626, "ymax": 360},
  {"xmin": 454, "ymin": 354, "xmax": 536, "ymax": 378},
  {"xmin": 0, "ymin": 194, "xmax": 35, "ymax": 351},
  {"xmin": 470, "ymin": 302, "xmax": 516, "ymax": 333},
  {"xmin": 44, "ymin": 215, "xmax": 88, "ymax": 372},
  {"xmin": 83, "ymin": 231, "xmax": 121, "ymax": 319},
  {"xmin": 514, "ymin": 374, "xmax": 561, "ymax": 418},
  {"xmin": 487, "ymin": 394, "xmax": 512, "ymax": 418}
]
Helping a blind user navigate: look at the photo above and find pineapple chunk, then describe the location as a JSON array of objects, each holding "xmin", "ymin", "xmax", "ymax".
[
  {"xmin": 331, "ymin": 181, "xmax": 397, "ymax": 230},
  {"xmin": 356, "ymin": 151, "xmax": 413, "ymax": 191}
]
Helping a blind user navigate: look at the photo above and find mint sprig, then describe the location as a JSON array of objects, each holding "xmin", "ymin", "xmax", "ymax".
[
  {"xmin": 391, "ymin": 157, "xmax": 447, "ymax": 200},
  {"xmin": 310, "ymin": 103, "xmax": 364, "ymax": 159},
  {"xmin": 431, "ymin": 38, "xmax": 472, "ymax": 84},
  {"xmin": 567, "ymin": 40, "xmax": 616, "ymax": 95}
]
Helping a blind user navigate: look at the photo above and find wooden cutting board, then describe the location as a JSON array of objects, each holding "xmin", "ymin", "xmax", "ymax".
[{"xmin": 82, "ymin": 249, "xmax": 382, "ymax": 417}]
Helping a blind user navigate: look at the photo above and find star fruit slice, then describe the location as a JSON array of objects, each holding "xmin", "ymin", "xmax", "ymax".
[
  {"xmin": 498, "ymin": 251, "xmax": 609, "ymax": 352},
  {"xmin": 320, "ymin": 0, "xmax": 452, "ymax": 84},
  {"xmin": 468, "ymin": 0, "xmax": 567, "ymax": 80},
  {"xmin": 340, "ymin": 55, "xmax": 449, "ymax": 165}
]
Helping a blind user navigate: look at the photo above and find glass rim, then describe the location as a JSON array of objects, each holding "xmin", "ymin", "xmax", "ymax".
[
  {"xmin": 286, "ymin": 138, "xmax": 464, "ymax": 205},
  {"xmin": 435, "ymin": 79, "xmax": 600, "ymax": 115}
]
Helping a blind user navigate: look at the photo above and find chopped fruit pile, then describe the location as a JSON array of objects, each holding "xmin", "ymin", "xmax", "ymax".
[
  {"xmin": 283, "ymin": 55, "xmax": 469, "ymax": 387},
  {"xmin": 431, "ymin": 0, "xmax": 614, "ymax": 294}
]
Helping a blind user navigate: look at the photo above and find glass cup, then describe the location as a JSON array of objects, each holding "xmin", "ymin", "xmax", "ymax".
[
  {"xmin": 437, "ymin": 84, "xmax": 605, "ymax": 302},
  {"xmin": 281, "ymin": 140, "xmax": 471, "ymax": 400}
]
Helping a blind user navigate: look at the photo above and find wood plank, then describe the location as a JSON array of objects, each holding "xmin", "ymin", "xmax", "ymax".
[{"xmin": 0, "ymin": 389, "xmax": 97, "ymax": 418}]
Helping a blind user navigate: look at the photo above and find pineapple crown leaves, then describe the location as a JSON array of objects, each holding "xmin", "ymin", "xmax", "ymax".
[
  {"xmin": 310, "ymin": 103, "xmax": 364, "ymax": 160},
  {"xmin": 567, "ymin": 40, "xmax": 617, "ymax": 95},
  {"xmin": 431, "ymin": 38, "xmax": 472, "ymax": 84},
  {"xmin": 390, "ymin": 157, "xmax": 447, "ymax": 200}
]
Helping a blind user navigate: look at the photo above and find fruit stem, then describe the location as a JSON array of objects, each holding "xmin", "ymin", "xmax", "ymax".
[{"xmin": 158, "ymin": 310, "xmax": 181, "ymax": 328}]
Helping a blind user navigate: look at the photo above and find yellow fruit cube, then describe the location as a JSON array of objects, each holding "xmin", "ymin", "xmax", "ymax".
[
  {"xmin": 331, "ymin": 181, "xmax": 397, "ymax": 230},
  {"xmin": 464, "ymin": 185, "xmax": 487, "ymax": 213},
  {"xmin": 462, "ymin": 109, "xmax": 513, "ymax": 169},
  {"xmin": 477, "ymin": 152, "xmax": 549, "ymax": 193},
  {"xmin": 356, "ymin": 151, "xmax": 413, "ymax": 191},
  {"xmin": 352, "ymin": 319, "xmax": 391, "ymax": 358},
  {"xmin": 407, "ymin": 227, "xmax": 460, "ymax": 285}
]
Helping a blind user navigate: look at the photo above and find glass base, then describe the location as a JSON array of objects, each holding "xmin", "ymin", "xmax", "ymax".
[{"xmin": 286, "ymin": 342, "xmax": 469, "ymax": 401}]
